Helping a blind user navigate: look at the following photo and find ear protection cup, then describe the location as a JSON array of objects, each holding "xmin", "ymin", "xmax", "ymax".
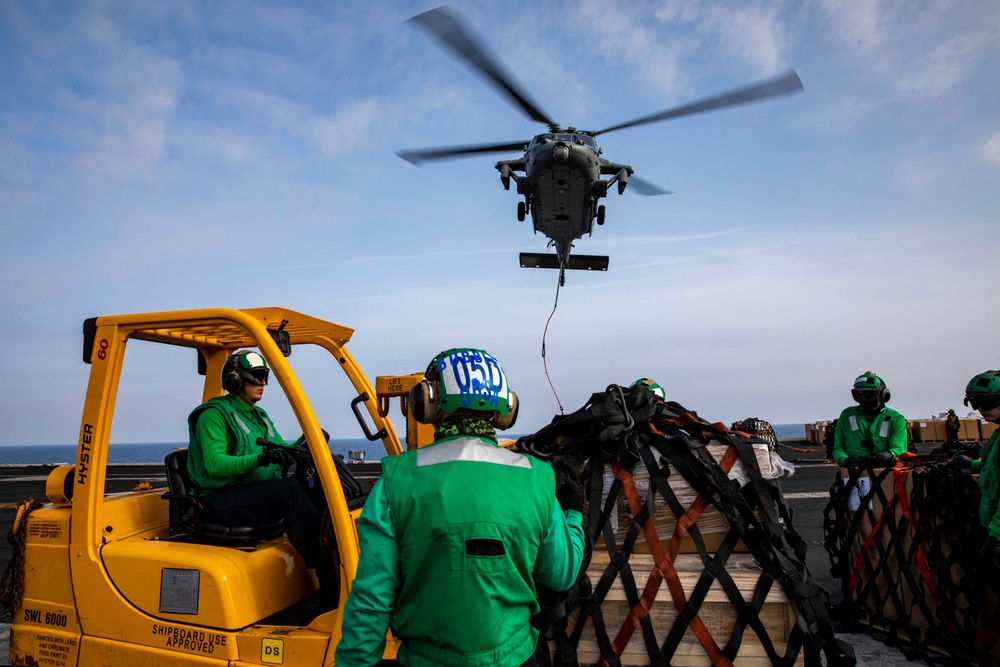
[
  {"xmin": 223, "ymin": 366, "xmax": 242, "ymax": 393},
  {"xmin": 493, "ymin": 390, "xmax": 519, "ymax": 430},
  {"xmin": 882, "ymin": 387, "xmax": 891, "ymax": 403},
  {"xmin": 409, "ymin": 378, "xmax": 440, "ymax": 425}
]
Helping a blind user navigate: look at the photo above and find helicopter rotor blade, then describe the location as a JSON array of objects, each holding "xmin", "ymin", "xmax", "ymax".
[
  {"xmin": 397, "ymin": 140, "xmax": 528, "ymax": 165},
  {"xmin": 595, "ymin": 70, "xmax": 804, "ymax": 136},
  {"xmin": 409, "ymin": 7, "xmax": 557, "ymax": 128},
  {"xmin": 627, "ymin": 175, "xmax": 672, "ymax": 196}
]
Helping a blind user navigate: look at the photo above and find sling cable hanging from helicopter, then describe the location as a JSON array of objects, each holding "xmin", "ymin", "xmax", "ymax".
[{"xmin": 541, "ymin": 275, "xmax": 565, "ymax": 415}]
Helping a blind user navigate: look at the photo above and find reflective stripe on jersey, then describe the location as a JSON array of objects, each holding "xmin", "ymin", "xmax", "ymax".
[{"xmin": 416, "ymin": 438, "xmax": 532, "ymax": 469}]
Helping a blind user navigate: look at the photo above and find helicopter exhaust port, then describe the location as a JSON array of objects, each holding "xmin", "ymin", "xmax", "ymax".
[
  {"xmin": 616, "ymin": 168, "xmax": 629, "ymax": 194},
  {"xmin": 499, "ymin": 164, "xmax": 512, "ymax": 190}
]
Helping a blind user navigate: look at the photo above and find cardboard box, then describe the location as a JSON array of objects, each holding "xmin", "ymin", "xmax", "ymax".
[
  {"xmin": 933, "ymin": 420, "xmax": 948, "ymax": 441},
  {"xmin": 556, "ymin": 552, "xmax": 804, "ymax": 666},
  {"xmin": 911, "ymin": 421, "xmax": 939, "ymax": 443},
  {"xmin": 981, "ymin": 421, "xmax": 998, "ymax": 440},
  {"xmin": 959, "ymin": 419, "xmax": 980, "ymax": 441},
  {"xmin": 836, "ymin": 466, "xmax": 999, "ymax": 661},
  {"xmin": 835, "ymin": 466, "xmax": 913, "ymax": 617}
]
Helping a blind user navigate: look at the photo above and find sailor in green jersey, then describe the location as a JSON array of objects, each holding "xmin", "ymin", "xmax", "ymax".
[
  {"xmin": 335, "ymin": 348, "xmax": 586, "ymax": 667},
  {"xmin": 832, "ymin": 372, "xmax": 907, "ymax": 468},
  {"xmin": 958, "ymin": 371, "xmax": 1000, "ymax": 571},
  {"xmin": 187, "ymin": 350, "xmax": 337, "ymax": 598},
  {"xmin": 631, "ymin": 377, "xmax": 666, "ymax": 400}
]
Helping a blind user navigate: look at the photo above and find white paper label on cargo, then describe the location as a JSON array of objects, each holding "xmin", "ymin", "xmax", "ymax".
[{"xmin": 843, "ymin": 476, "xmax": 872, "ymax": 511}]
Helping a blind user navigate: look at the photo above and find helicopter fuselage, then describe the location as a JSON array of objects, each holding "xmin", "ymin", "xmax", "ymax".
[{"xmin": 497, "ymin": 132, "xmax": 633, "ymax": 267}]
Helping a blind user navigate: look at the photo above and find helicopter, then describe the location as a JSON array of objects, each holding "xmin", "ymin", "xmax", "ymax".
[{"xmin": 397, "ymin": 7, "xmax": 804, "ymax": 286}]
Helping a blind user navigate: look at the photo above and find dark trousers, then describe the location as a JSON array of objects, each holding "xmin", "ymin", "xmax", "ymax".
[{"xmin": 198, "ymin": 477, "xmax": 322, "ymax": 567}]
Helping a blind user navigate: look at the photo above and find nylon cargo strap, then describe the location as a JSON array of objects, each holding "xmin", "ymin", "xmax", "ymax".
[{"xmin": 520, "ymin": 385, "xmax": 854, "ymax": 667}]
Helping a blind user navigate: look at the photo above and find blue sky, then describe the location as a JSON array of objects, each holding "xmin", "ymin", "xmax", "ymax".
[{"xmin": 2, "ymin": 1, "xmax": 999, "ymax": 448}]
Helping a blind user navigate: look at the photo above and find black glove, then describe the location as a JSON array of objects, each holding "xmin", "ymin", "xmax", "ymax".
[
  {"xmin": 841, "ymin": 457, "xmax": 861, "ymax": 468},
  {"xmin": 872, "ymin": 451, "xmax": 896, "ymax": 466},
  {"xmin": 953, "ymin": 454, "xmax": 973, "ymax": 469},
  {"xmin": 982, "ymin": 537, "xmax": 1000, "ymax": 571},
  {"xmin": 552, "ymin": 459, "xmax": 584, "ymax": 513},
  {"xmin": 258, "ymin": 447, "xmax": 296, "ymax": 468}
]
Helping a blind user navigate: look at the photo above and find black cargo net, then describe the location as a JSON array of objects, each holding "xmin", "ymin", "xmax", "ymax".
[
  {"xmin": 822, "ymin": 445, "xmax": 1000, "ymax": 664},
  {"xmin": 731, "ymin": 417, "xmax": 778, "ymax": 452},
  {"xmin": 519, "ymin": 385, "xmax": 854, "ymax": 667}
]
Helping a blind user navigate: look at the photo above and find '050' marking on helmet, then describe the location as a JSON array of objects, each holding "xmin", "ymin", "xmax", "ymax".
[{"xmin": 438, "ymin": 350, "xmax": 507, "ymax": 409}]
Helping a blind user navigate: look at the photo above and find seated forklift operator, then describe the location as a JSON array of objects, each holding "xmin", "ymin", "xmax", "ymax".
[{"xmin": 187, "ymin": 349, "xmax": 337, "ymax": 598}]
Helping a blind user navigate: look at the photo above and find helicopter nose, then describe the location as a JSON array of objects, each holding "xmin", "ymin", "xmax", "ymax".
[{"xmin": 552, "ymin": 143, "xmax": 570, "ymax": 162}]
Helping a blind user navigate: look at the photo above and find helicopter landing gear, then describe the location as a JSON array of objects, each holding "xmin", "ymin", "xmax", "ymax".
[
  {"xmin": 517, "ymin": 201, "xmax": 526, "ymax": 222},
  {"xmin": 597, "ymin": 205, "xmax": 606, "ymax": 225}
]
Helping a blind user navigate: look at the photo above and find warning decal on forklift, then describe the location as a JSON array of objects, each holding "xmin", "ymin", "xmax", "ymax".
[
  {"xmin": 159, "ymin": 568, "xmax": 199, "ymax": 614},
  {"xmin": 262, "ymin": 637, "xmax": 284, "ymax": 664},
  {"xmin": 32, "ymin": 633, "xmax": 76, "ymax": 666},
  {"xmin": 27, "ymin": 521, "xmax": 62, "ymax": 539}
]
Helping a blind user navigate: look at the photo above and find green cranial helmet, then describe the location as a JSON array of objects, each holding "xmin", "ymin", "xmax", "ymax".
[
  {"xmin": 853, "ymin": 372, "xmax": 885, "ymax": 391},
  {"xmin": 631, "ymin": 377, "xmax": 666, "ymax": 401},
  {"xmin": 222, "ymin": 350, "xmax": 270, "ymax": 393},
  {"xmin": 852, "ymin": 371, "xmax": 889, "ymax": 404},
  {"xmin": 964, "ymin": 371, "xmax": 1000, "ymax": 410},
  {"xmin": 430, "ymin": 348, "xmax": 515, "ymax": 419}
]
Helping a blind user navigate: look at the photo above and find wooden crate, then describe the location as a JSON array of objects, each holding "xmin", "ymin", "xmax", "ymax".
[
  {"xmin": 555, "ymin": 552, "xmax": 803, "ymax": 666},
  {"xmin": 587, "ymin": 443, "xmax": 772, "ymax": 555}
]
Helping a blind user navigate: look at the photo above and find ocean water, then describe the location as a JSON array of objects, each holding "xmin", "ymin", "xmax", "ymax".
[
  {"xmin": 0, "ymin": 439, "xmax": 380, "ymax": 466},
  {"xmin": 772, "ymin": 423, "xmax": 806, "ymax": 439},
  {"xmin": 0, "ymin": 423, "xmax": 808, "ymax": 465}
]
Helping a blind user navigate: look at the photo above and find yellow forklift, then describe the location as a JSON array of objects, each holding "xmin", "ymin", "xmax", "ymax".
[{"xmin": 5, "ymin": 307, "xmax": 436, "ymax": 666}]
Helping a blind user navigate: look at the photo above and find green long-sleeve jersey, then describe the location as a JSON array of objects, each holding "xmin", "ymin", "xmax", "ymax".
[
  {"xmin": 335, "ymin": 436, "xmax": 585, "ymax": 667},
  {"xmin": 186, "ymin": 394, "xmax": 286, "ymax": 495},
  {"xmin": 832, "ymin": 405, "xmax": 907, "ymax": 466}
]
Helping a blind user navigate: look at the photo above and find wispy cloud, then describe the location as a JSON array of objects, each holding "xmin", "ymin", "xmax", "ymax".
[
  {"xmin": 897, "ymin": 33, "xmax": 986, "ymax": 97},
  {"xmin": 980, "ymin": 132, "xmax": 1000, "ymax": 166},
  {"xmin": 815, "ymin": 0, "xmax": 887, "ymax": 50}
]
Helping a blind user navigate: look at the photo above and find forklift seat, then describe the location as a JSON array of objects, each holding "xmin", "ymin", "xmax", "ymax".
[{"xmin": 162, "ymin": 449, "xmax": 285, "ymax": 544}]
